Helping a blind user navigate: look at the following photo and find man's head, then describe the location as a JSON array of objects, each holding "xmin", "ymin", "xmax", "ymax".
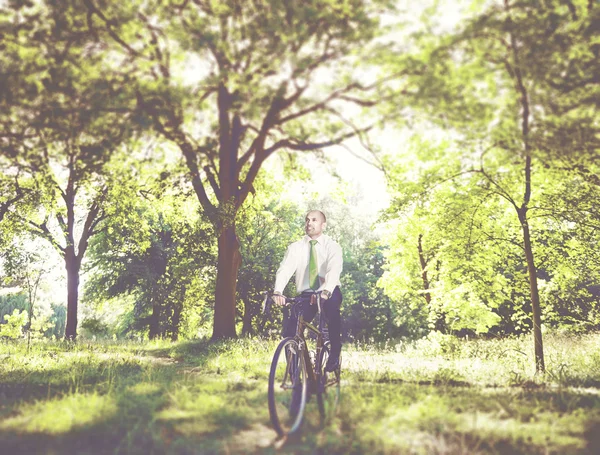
[{"xmin": 305, "ymin": 210, "xmax": 327, "ymax": 239}]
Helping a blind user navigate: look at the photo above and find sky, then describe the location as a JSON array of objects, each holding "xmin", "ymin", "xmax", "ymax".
[{"xmin": 305, "ymin": 143, "xmax": 391, "ymax": 217}]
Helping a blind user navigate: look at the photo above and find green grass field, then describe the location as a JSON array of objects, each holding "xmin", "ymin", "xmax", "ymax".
[{"xmin": 1, "ymin": 333, "xmax": 600, "ymax": 454}]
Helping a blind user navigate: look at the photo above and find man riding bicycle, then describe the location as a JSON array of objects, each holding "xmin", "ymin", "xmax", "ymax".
[{"xmin": 273, "ymin": 210, "xmax": 343, "ymax": 373}]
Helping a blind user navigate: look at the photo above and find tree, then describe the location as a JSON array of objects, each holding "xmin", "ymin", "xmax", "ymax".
[
  {"xmin": 0, "ymin": 0, "xmax": 139, "ymax": 339},
  {"xmin": 532, "ymin": 169, "xmax": 600, "ymax": 332},
  {"xmin": 85, "ymin": 0, "xmax": 397, "ymax": 339},
  {"xmin": 0, "ymin": 173, "xmax": 29, "ymax": 226},
  {"xmin": 1, "ymin": 237, "xmax": 50, "ymax": 350},
  {"xmin": 385, "ymin": 0, "xmax": 599, "ymax": 371}
]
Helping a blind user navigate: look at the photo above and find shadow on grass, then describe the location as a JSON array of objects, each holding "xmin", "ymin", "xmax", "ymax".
[
  {"xmin": 3, "ymin": 338, "xmax": 600, "ymax": 455},
  {"xmin": 135, "ymin": 337, "xmax": 275, "ymax": 374},
  {"xmin": 330, "ymin": 380, "xmax": 600, "ymax": 455},
  {"xmin": 0, "ymin": 390, "xmax": 282, "ymax": 455},
  {"xmin": 0, "ymin": 347, "xmax": 279, "ymax": 454},
  {"xmin": 0, "ymin": 360, "xmax": 151, "ymax": 407},
  {"xmin": 583, "ymin": 419, "xmax": 600, "ymax": 454}
]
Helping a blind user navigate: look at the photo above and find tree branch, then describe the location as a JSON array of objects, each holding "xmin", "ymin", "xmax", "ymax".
[
  {"xmin": 84, "ymin": 0, "xmax": 148, "ymax": 59},
  {"xmin": 26, "ymin": 218, "xmax": 65, "ymax": 257},
  {"xmin": 477, "ymin": 144, "xmax": 519, "ymax": 211},
  {"xmin": 203, "ymin": 164, "xmax": 221, "ymax": 199},
  {"xmin": 0, "ymin": 176, "xmax": 27, "ymax": 223},
  {"xmin": 77, "ymin": 193, "xmax": 106, "ymax": 262},
  {"xmin": 135, "ymin": 90, "xmax": 216, "ymax": 213}
]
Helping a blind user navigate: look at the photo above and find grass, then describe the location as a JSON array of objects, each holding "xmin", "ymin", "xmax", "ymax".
[{"xmin": 1, "ymin": 333, "xmax": 600, "ymax": 454}]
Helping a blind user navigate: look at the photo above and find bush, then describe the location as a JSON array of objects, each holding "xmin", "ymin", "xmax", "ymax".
[
  {"xmin": 0, "ymin": 309, "xmax": 27, "ymax": 339},
  {"xmin": 80, "ymin": 317, "xmax": 111, "ymax": 339}
]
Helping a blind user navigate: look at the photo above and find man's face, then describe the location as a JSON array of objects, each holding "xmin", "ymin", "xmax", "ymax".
[{"xmin": 305, "ymin": 211, "xmax": 326, "ymax": 238}]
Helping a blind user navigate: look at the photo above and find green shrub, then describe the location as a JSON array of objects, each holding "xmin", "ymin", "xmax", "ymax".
[{"xmin": 0, "ymin": 309, "xmax": 27, "ymax": 339}]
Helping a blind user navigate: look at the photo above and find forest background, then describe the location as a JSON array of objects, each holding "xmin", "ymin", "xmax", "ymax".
[
  {"xmin": 1, "ymin": 0, "xmax": 599, "ymax": 374},
  {"xmin": 1, "ymin": 1, "xmax": 600, "ymax": 453}
]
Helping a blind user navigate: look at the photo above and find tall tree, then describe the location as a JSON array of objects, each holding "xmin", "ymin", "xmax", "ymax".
[
  {"xmin": 86, "ymin": 0, "xmax": 397, "ymax": 338},
  {"xmin": 0, "ymin": 0, "xmax": 138, "ymax": 338},
  {"xmin": 387, "ymin": 0, "xmax": 599, "ymax": 371}
]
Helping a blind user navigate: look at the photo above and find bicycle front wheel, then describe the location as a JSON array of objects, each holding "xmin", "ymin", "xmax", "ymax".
[
  {"xmin": 268, "ymin": 337, "xmax": 308, "ymax": 437},
  {"xmin": 316, "ymin": 342, "xmax": 341, "ymax": 422}
]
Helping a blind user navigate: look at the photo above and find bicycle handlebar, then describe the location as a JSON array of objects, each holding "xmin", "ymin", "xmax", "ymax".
[{"xmin": 262, "ymin": 291, "xmax": 322, "ymax": 316}]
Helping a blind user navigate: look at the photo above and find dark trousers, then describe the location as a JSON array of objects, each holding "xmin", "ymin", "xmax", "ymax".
[{"xmin": 283, "ymin": 286, "xmax": 342, "ymax": 358}]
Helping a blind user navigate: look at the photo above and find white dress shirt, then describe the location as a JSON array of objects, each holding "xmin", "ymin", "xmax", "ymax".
[{"xmin": 274, "ymin": 233, "xmax": 343, "ymax": 294}]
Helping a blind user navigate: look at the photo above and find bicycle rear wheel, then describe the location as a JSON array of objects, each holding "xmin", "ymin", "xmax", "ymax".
[
  {"xmin": 268, "ymin": 337, "xmax": 308, "ymax": 437},
  {"xmin": 316, "ymin": 341, "xmax": 341, "ymax": 422}
]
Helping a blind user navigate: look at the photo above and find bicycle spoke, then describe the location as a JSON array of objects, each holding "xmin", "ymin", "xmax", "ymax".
[{"xmin": 268, "ymin": 338, "xmax": 307, "ymax": 436}]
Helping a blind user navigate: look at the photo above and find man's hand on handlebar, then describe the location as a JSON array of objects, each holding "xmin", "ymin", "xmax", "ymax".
[
  {"xmin": 310, "ymin": 291, "xmax": 329, "ymax": 305},
  {"xmin": 273, "ymin": 292, "xmax": 286, "ymax": 307},
  {"xmin": 272, "ymin": 290, "xmax": 329, "ymax": 307}
]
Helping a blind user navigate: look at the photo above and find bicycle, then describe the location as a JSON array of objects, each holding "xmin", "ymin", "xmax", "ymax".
[{"xmin": 262, "ymin": 290, "xmax": 341, "ymax": 437}]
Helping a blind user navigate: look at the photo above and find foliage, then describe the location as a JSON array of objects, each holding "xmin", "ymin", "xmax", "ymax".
[
  {"xmin": 0, "ymin": 237, "xmax": 56, "ymax": 342},
  {"xmin": 235, "ymin": 176, "xmax": 304, "ymax": 337},
  {"xmin": 84, "ymin": 160, "xmax": 215, "ymax": 340},
  {"xmin": 0, "ymin": 290, "xmax": 64, "ymax": 340},
  {"xmin": 79, "ymin": 317, "xmax": 111, "ymax": 339},
  {"xmin": 380, "ymin": 137, "xmax": 529, "ymax": 335},
  {"xmin": 0, "ymin": 309, "xmax": 27, "ymax": 339},
  {"xmin": 44, "ymin": 303, "xmax": 66, "ymax": 339},
  {"xmin": 80, "ymin": 0, "xmax": 399, "ymax": 339},
  {"xmin": 0, "ymin": 0, "xmax": 598, "ymax": 350},
  {"xmin": 0, "ymin": 293, "xmax": 28, "ymax": 323},
  {"xmin": 380, "ymin": 0, "xmax": 600, "ymax": 353}
]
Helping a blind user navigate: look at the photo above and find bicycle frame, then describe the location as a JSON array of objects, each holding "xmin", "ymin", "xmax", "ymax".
[{"xmin": 289, "ymin": 294, "xmax": 329, "ymax": 391}]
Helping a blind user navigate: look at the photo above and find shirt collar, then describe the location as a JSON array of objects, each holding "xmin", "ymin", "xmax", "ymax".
[{"xmin": 304, "ymin": 233, "xmax": 326, "ymax": 243}]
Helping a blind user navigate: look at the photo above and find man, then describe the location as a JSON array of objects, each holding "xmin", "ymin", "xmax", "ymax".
[{"xmin": 273, "ymin": 210, "xmax": 343, "ymax": 372}]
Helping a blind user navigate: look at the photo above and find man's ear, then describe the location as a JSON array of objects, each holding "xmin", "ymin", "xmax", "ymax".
[{"xmin": 322, "ymin": 222, "xmax": 327, "ymax": 230}]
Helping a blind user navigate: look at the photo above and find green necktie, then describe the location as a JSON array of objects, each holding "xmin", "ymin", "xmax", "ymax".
[{"xmin": 309, "ymin": 240, "xmax": 319, "ymax": 290}]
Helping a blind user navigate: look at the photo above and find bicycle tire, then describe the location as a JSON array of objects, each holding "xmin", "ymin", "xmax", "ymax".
[
  {"xmin": 316, "ymin": 341, "xmax": 341, "ymax": 422},
  {"xmin": 268, "ymin": 337, "xmax": 308, "ymax": 436}
]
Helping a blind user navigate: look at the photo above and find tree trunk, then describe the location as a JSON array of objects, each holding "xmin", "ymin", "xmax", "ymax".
[
  {"xmin": 64, "ymin": 248, "xmax": 80, "ymax": 340},
  {"xmin": 170, "ymin": 302, "xmax": 182, "ymax": 341},
  {"xmin": 241, "ymin": 297, "xmax": 253, "ymax": 337},
  {"xmin": 518, "ymin": 208, "xmax": 545, "ymax": 373},
  {"xmin": 148, "ymin": 297, "xmax": 160, "ymax": 340},
  {"xmin": 26, "ymin": 285, "xmax": 33, "ymax": 352},
  {"xmin": 504, "ymin": 3, "xmax": 545, "ymax": 373},
  {"xmin": 418, "ymin": 233, "xmax": 446, "ymax": 332},
  {"xmin": 417, "ymin": 234, "xmax": 432, "ymax": 305},
  {"xmin": 212, "ymin": 224, "xmax": 242, "ymax": 339}
]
